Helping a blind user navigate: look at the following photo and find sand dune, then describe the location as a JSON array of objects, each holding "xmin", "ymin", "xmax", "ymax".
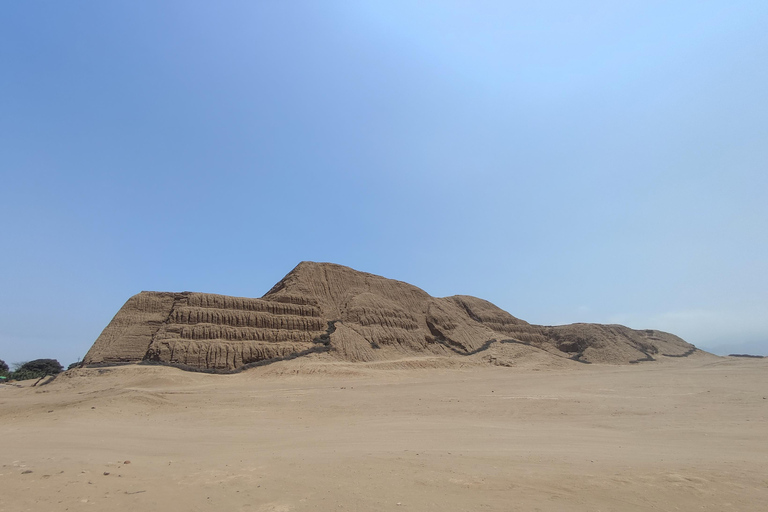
[{"xmin": 1, "ymin": 356, "xmax": 766, "ymax": 511}]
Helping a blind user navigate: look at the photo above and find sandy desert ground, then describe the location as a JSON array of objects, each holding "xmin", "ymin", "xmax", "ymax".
[{"xmin": 1, "ymin": 355, "xmax": 767, "ymax": 512}]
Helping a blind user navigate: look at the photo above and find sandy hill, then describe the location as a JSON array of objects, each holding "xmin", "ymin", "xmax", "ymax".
[{"xmin": 82, "ymin": 261, "xmax": 700, "ymax": 371}]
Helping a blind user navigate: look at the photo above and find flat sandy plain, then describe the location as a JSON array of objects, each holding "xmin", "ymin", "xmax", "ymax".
[{"xmin": 1, "ymin": 355, "xmax": 767, "ymax": 512}]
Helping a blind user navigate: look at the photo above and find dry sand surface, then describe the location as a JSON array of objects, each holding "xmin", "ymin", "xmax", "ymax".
[{"xmin": 1, "ymin": 356, "xmax": 767, "ymax": 512}]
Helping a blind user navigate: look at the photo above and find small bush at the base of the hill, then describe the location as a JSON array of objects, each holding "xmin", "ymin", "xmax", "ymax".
[{"xmin": 8, "ymin": 359, "xmax": 64, "ymax": 381}]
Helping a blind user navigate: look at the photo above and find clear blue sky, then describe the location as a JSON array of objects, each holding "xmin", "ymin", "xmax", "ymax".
[{"xmin": 2, "ymin": 1, "xmax": 767, "ymax": 366}]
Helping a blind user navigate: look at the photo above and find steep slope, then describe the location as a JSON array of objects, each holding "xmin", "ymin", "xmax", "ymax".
[
  {"xmin": 82, "ymin": 262, "xmax": 701, "ymax": 371},
  {"xmin": 82, "ymin": 292, "xmax": 178, "ymax": 364}
]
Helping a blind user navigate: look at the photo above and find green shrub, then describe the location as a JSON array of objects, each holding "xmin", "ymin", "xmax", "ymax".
[{"xmin": 9, "ymin": 359, "xmax": 63, "ymax": 381}]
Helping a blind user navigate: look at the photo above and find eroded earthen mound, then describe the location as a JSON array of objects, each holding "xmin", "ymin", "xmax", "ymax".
[{"xmin": 83, "ymin": 262, "xmax": 700, "ymax": 371}]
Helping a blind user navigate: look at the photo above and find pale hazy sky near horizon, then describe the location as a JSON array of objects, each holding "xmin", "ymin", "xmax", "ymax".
[{"xmin": 1, "ymin": 1, "xmax": 767, "ymax": 366}]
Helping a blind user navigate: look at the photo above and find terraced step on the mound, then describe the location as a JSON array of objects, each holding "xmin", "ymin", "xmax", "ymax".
[{"xmin": 168, "ymin": 306, "xmax": 326, "ymax": 331}]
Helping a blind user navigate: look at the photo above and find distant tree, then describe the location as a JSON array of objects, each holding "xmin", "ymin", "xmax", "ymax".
[
  {"xmin": 10, "ymin": 359, "xmax": 63, "ymax": 381},
  {"xmin": 67, "ymin": 361, "xmax": 82, "ymax": 370},
  {"xmin": 0, "ymin": 359, "xmax": 8, "ymax": 374},
  {"xmin": 21, "ymin": 359, "xmax": 63, "ymax": 374}
]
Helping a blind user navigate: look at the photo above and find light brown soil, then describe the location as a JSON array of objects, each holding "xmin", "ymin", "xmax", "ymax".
[{"xmin": 1, "ymin": 355, "xmax": 766, "ymax": 512}]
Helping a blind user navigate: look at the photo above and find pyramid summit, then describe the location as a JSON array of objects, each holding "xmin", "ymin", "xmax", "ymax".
[{"xmin": 83, "ymin": 261, "xmax": 701, "ymax": 371}]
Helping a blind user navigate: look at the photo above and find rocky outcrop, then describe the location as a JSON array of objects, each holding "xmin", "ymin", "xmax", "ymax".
[{"xmin": 82, "ymin": 262, "xmax": 701, "ymax": 371}]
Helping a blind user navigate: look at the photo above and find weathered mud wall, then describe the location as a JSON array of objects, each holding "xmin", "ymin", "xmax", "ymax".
[{"xmin": 83, "ymin": 262, "xmax": 700, "ymax": 371}]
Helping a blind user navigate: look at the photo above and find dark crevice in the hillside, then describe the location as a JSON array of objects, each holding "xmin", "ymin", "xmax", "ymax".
[
  {"xmin": 457, "ymin": 302, "xmax": 482, "ymax": 323},
  {"xmin": 426, "ymin": 321, "xmax": 471, "ymax": 354},
  {"xmin": 137, "ymin": 344, "xmax": 332, "ymax": 374},
  {"xmin": 629, "ymin": 350, "xmax": 656, "ymax": 364},
  {"xmin": 569, "ymin": 351, "xmax": 592, "ymax": 364},
  {"xmin": 313, "ymin": 320, "xmax": 338, "ymax": 345},
  {"xmin": 431, "ymin": 335, "xmax": 592, "ymax": 363},
  {"xmin": 544, "ymin": 330, "xmax": 592, "ymax": 364},
  {"xmin": 141, "ymin": 293, "xmax": 190, "ymax": 363},
  {"xmin": 662, "ymin": 347, "xmax": 697, "ymax": 358}
]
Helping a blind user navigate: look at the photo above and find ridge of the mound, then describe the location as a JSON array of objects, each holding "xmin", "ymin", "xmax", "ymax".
[{"xmin": 82, "ymin": 261, "xmax": 703, "ymax": 371}]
